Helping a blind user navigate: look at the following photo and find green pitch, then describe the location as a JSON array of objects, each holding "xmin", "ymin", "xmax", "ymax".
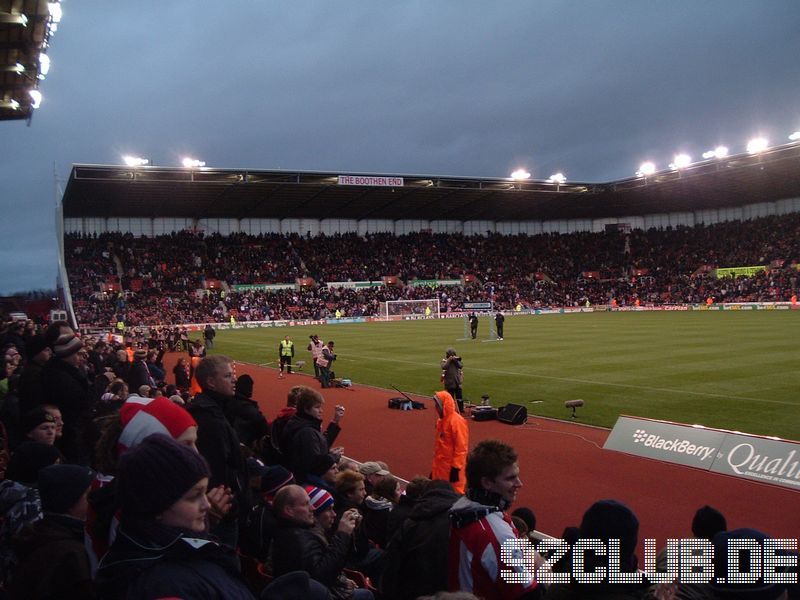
[{"xmin": 211, "ymin": 311, "xmax": 800, "ymax": 440}]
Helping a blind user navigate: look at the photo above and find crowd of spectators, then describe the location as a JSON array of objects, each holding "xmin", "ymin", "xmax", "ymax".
[
  {"xmin": 64, "ymin": 213, "xmax": 799, "ymax": 327},
  {"xmin": 0, "ymin": 316, "xmax": 796, "ymax": 598}
]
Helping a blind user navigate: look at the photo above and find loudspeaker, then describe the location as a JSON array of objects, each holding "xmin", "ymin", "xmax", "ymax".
[{"xmin": 497, "ymin": 403, "xmax": 527, "ymax": 425}]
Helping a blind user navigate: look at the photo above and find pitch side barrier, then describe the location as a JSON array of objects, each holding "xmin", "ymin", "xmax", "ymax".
[{"xmin": 79, "ymin": 301, "xmax": 797, "ymax": 332}]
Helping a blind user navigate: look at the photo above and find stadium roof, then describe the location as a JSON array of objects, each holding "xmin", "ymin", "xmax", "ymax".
[
  {"xmin": 62, "ymin": 142, "xmax": 800, "ymax": 223},
  {"xmin": 0, "ymin": 0, "xmax": 59, "ymax": 122}
]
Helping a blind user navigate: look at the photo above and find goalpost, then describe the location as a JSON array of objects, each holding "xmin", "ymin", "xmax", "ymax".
[
  {"xmin": 382, "ymin": 298, "xmax": 441, "ymax": 321},
  {"xmin": 459, "ymin": 301, "xmax": 498, "ymax": 342}
]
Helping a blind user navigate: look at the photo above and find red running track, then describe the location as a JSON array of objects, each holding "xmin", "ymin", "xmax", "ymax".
[{"xmin": 167, "ymin": 355, "xmax": 800, "ymax": 553}]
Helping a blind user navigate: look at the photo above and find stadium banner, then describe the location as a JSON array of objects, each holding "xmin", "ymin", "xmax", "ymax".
[
  {"xmin": 326, "ymin": 281, "xmax": 384, "ymax": 289},
  {"xmin": 326, "ymin": 317, "xmax": 367, "ymax": 324},
  {"xmin": 714, "ymin": 265, "xmax": 767, "ymax": 278},
  {"xmin": 407, "ymin": 279, "xmax": 462, "ymax": 287},
  {"xmin": 231, "ymin": 283, "xmax": 294, "ymax": 291},
  {"xmin": 604, "ymin": 416, "xmax": 725, "ymax": 469},
  {"xmin": 710, "ymin": 434, "xmax": 800, "ymax": 491},
  {"xmin": 463, "ymin": 302, "xmax": 493, "ymax": 310},
  {"xmin": 337, "ymin": 175, "xmax": 404, "ymax": 187},
  {"xmin": 606, "ymin": 416, "xmax": 800, "ymax": 491}
]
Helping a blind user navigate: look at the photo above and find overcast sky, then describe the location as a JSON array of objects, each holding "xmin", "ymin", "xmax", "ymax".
[{"xmin": 2, "ymin": 0, "xmax": 799, "ymax": 294}]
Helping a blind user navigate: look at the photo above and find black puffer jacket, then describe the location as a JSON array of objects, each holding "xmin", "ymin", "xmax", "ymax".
[
  {"xmin": 189, "ymin": 390, "xmax": 248, "ymax": 517},
  {"xmin": 95, "ymin": 520, "xmax": 254, "ymax": 600},
  {"xmin": 271, "ymin": 516, "xmax": 351, "ymax": 588},
  {"xmin": 380, "ymin": 483, "xmax": 461, "ymax": 600},
  {"xmin": 41, "ymin": 358, "xmax": 92, "ymax": 464},
  {"xmin": 279, "ymin": 411, "xmax": 340, "ymax": 482},
  {"xmin": 11, "ymin": 513, "xmax": 95, "ymax": 600}
]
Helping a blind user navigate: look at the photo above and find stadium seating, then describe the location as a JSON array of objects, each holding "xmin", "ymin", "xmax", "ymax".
[{"xmin": 63, "ymin": 212, "xmax": 799, "ymax": 326}]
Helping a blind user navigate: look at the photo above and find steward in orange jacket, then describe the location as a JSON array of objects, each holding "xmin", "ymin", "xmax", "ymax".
[{"xmin": 431, "ymin": 390, "xmax": 469, "ymax": 494}]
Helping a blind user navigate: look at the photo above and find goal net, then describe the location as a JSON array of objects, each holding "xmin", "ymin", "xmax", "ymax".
[
  {"xmin": 459, "ymin": 301, "xmax": 498, "ymax": 341},
  {"xmin": 382, "ymin": 298, "xmax": 440, "ymax": 321}
]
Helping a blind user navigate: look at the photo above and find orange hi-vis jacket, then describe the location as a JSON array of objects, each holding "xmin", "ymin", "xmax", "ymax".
[{"xmin": 431, "ymin": 390, "xmax": 469, "ymax": 494}]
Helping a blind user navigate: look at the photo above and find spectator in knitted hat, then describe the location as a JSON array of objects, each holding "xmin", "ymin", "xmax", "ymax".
[
  {"xmin": 42, "ymin": 404, "xmax": 64, "ymax": 441},
  {"xmin": 96, "ymin": 434, "xmax": 256, "ymax": 599},
  {"xmin": 5, "ymin": 441, "xmax": 62, "ymax": 485},
  {"xmin": 272, "ymin": 484, "xmax": 371, "ymax": 599},
  {"xmin": 691, "ymin": 504, "xmax": 727, "ymax": 540},
  {"xmin": 88, "ymin": 396, "xmax": 232, "ymax": 566},
  {"xmin": 10, "ymin": 464, "xmax": 96, "ymax": 599},
  {"xmin": 22, "ymin": 407, "xmax": 57, "ymax": 445},
  {"xmin": 240, "ymin": 463, "xmax": 295, "ymax": 560},
  {"xmin": 546, "ymin": 499, "xmax": 646, "ymax": 599},
  {"xmin": 306, "ymin": 453, "xmax": 339, "ymax": 494},
  {"xmin": 41, "ymin": 332, "xmax": 93, "ymax": 465}
]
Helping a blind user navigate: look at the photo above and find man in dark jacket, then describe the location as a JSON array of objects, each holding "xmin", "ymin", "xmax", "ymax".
[
  {"xmin": 278, "ymin": 386, "xmax": 344, "ymax": 483},
  {"xmin": 126, "ymin": 348, "xmax": 153, "ymax": 392},
  {"xmin": 271, "ymin": 484, "xmax": 368, "ymax": 599},
  {"xmin": 41, "ymin": 334, "xmax": 93, "ymax": 465},
  {"xmin": 225, "ymin": 374, "xmax": 269, "ymax": 450},
  {"xmin": 380, "ymin": 481, "xmax": 460, "ymax": 600},
  {"xmin": 10, "ymin": 463, "xmax": 96, "ymax": 599},
  {"xmin": 188, "ymin": 355, "xmax": 248, "ymax": 547},
  {"xmin": 17, "ymin": 335, "xmax": 51, "ymax": 415}
]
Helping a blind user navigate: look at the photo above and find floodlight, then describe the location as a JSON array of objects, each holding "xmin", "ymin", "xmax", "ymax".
[
  {"xmin": 746, "ymin": 137, "xmax": 768, "ymax": 154},
  {"xmin": 636, "ymin": 161, "xmax": 656, "ymax": 177},
  {"xmin": 510, "ymin": 169, "xmax": 530, "ymax": 181},
  {"xmin": 39, "ymin": 53, "xmax": 50, "ymax": 76},
  {"xmin": 123, "ymin": 155, "xmax": 149, "ymax": 167},
  {"xmin": 0, "ymin": 99, "xmax": 20, "ymax": 110},
  {"xmin": 789, "ymin": 132, "xmax": 800, "ymax": 141},
  {"xmin": 669, "ymin": 154, "xmax": 691, "ymax": 170},
  {"xmin": 547, "ymin": 172, "xmax": 567, "ymax": 184},
  {"xmin": 29, "ymin": 90, "xmax": 42, "ymax": 108},
  {"xmin": 182, "ymin": 157, "xmax": 206, "ymax": 168},
  {"xmin": 713, "ymin": 145, "xmax": 728, "ymax": 159},
  {"xmin": 48, "ymin": 2, "xmax": 63, "ymax": 22}
]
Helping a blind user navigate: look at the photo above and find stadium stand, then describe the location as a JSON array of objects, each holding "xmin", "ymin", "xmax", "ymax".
[{"xmin": 64, "ymin": 213, "xmax": 799, "ymax": 326}]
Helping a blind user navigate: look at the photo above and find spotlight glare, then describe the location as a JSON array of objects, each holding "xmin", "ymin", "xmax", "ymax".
[
  {"xmin": 547, "ymin": 172, "xmax": 566, "ymax": 184},
  {"xmin": 789, "ymin": 132, "xmax": 800, "ymax": 141},
  {"xmin": 182, "ymin": 157, "xmax": 206, "ymax": 168},
  {"xmin": 29, "ymin": 89, "xmax": 42, "ymax": 108},
  {"xmin": 670, "ymin": 153, "xmax": 691, "ymax": 170},
  {"xmin": 39, "ymin": 53, "xmax": 50, "ymax": 75},
  {"xmin": 123, "ymin": 155, "xmax": 149, "ymax": 167},
  {"xmin": 746, "ymin": 137, "xmax": 768, "ymax": 154},
  {"xmin": 48, "ymin": 2, "xmax": 63, "ymax": 22},
  {"xmin": 510, "ymin": 169, "xmax": 530, "ymax": 181},
  {"xmin": 713, "ymin": 145, "xmax": 728, "ymax": 159},
  {"xmin": 636, "ymin": 161, "xmax": 656, "ymax": 177}
]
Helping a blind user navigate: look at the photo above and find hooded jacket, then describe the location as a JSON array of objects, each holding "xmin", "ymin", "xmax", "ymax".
[{"xmin": 431, "ymin": 391, "xmax": 468, "ymax": 494}]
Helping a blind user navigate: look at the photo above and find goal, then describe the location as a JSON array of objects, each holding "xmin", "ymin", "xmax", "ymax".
[{"xmin": 382, "ymin": 298, "xmax": 440, "ymax": 321}]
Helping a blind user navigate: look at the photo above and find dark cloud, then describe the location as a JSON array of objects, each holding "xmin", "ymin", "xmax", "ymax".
[{"xmin": 2, "ymin": 0, "xmax": 799, "ymax": 292}]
